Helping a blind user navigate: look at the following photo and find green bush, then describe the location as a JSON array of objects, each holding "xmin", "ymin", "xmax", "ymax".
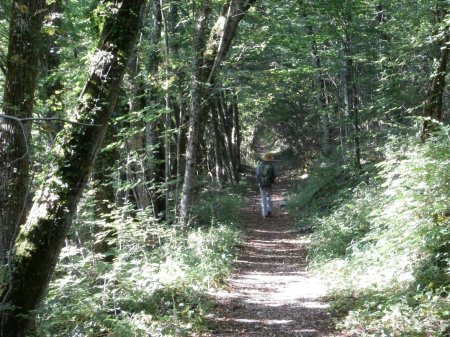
[
  {"xmin": 309, "ymin": 180, "xmax": 380, "ymax": 261},
  {"xmin": 190, "ymin": 186, "xmax": 243, "ymax": 227},
  {"xmin": 35, "ymin": 192, "xmax": 241, "ymax": 336},
  {"xmin": 289, "ymin": 130, "xmax": 450, "ymax": 336},
  {"xmin": 287, "ymin": 154, "xmax": 363, "ymax": 231}
]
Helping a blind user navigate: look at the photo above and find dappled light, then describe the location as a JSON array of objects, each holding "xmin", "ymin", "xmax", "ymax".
[
  {"xmin": 0, "ymin": 0, "xmax": 448, "ymax": 336},
  {"xmin": 205, "ymin": 176, "xmax": 337, "ymax": 336}
]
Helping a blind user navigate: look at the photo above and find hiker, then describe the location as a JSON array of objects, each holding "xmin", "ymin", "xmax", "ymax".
[{"xmin": 256, "ymin": 153, "xmax": 276, "ymax": 218}]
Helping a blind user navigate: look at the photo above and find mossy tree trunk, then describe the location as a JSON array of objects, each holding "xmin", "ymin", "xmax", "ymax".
[
  {"xmin": 0, "ymin": 0, "xmax": 46, "ymax": 268},
  {"xmin": 0, "ymin": 1, "xmax": 147, "ymax": 336}
]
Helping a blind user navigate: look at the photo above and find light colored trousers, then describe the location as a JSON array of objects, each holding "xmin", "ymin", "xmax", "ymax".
[{"xmin": 259, "ymin": 186, "xmax": 272, "ymax": 217}]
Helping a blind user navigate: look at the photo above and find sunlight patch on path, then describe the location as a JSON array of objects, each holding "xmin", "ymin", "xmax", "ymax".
[{"xmin": 204, "ymin": 175, "xmax": 341, "ymax": 337}]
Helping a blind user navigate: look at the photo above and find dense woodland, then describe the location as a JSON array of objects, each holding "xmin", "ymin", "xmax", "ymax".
[{"xmin": 0, "ymin": 0, "xmax": 449, "ymax": 336}]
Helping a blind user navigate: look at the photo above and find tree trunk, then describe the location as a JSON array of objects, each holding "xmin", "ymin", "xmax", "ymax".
[
  {"xmin": 343, "ymin": 27, "xmax": 361, "ymax": 169},
  {"xmin": 91, "ymin": 126, "xmax": 119, "ymax": 260},
  {"xmin": 161, "ymin": 0, "xmax": 173, "ymax": 219},
  {"xmin": 231, "ymin": 90, "xmax": 242, "ymax": 175},
  {"xmin": 179, "ymin": 0, "xmax": 212, "ymax": 227},
  {"xmin": 179, "ymin": 0, "xmax": 256, "ymax": 226},
  {"xmin": 0, "ymin": 0, "xmax": 46, "ymax": 267},
  {"xmin": 126, "ymin": 51, "xmax": 151, "ymax": 210},
  {"xmin": 166, "ymin": 0, "xmax": 187, "ymax": 215},
  {"xmin": 145, "ymin": 0, "xmax": 166, "ymax": 218},
  {"xmin": 174, "ymin": 100, "xmax": 188, "ymax": 215},
  {"xmin": 0, "ymin": 2, "xmax": 147, "ymax": 335},
  {"xmin": 41, "ymin": 0, "xmax": 64, "ymax": 134},
  {"xmin": 421, "ymin": 5, "xmax": 449, "ymax": 140},
  {"xmin": 307, "ymin": 23, "xmax": 332, "ymax": 156},
  {"xmin": 217, "ymin": 92, "xmax": 237, "ymax": 183},
  {"xmin": 211, "ymin": 106, "xmax": 225, "ymax": 185},
  {"xmin": 196, "ymin": 0, "xmax": 257, "ymax": 158}
]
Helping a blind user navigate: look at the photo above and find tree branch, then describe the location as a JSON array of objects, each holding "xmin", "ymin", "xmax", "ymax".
[{"xmin": 0, "ymin": 114, "xmax": 101, "ymax": 127}]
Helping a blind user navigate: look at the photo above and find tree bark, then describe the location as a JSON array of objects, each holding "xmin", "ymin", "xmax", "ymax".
[
  {"xmin": 231, "ymin": 89, "xmax": 241, "ymax": 175},
  {"xmin": 91, "ymin": 126, "xmax": 119, "ymax": 260},
  {"xmin": 196, "ymin": 0, "xmax": 256, "ymax": 150},
  {"xmin": 179, "ymin": 0, "xmax": 212, "ymax": 227},
  {"xmin": 217, "ymin": 92, "xmax": 237, "ymax": 183},
  {"xmin": 145, "ymin": 0, "xmax": 166, "ymax": 218},
  {"xmin": 306, "ymin": 23, "xmax": 332, "ymax": 156},
  {"xmin": 421, "ymin": 5, "xmax": 449, "ymax": 140},
  {"xmin": 342, "ymin": 26, "xmax": 361, "ymax": 169},
  {"xmin": 126, "ymin": 50, "xmax": 151, "ymax": 211},
  {"xmin": 211, "ymin": 106, "xmax": 225, "ymax": 185},
  {"xmin": 179, "ymin": 0, "xmax": 255, "ymax": 226},
  {"xmin": 42, "ymin": 0, "xmax": 64, "ymax": 128},
  {"xmin": 0, "ymin": 0, "xmax": 47, "ymax": 267},
  {"xmin": 0, "ymin": 2, "xmax": 147, "ymax": 335},
  {"xmin": 161, "ymin": 0, "xmax": 173, "ymax": 219}
]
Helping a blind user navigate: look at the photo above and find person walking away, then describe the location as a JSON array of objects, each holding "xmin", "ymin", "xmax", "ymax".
[{"xmin": 256, "ymin": 153, "xmax": 276, "ymax": 218}]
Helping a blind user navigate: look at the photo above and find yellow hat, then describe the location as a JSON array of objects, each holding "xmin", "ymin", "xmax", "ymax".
[{"xmin": 261, "ymin": 153, "xmax": 274, "ymax": 161}]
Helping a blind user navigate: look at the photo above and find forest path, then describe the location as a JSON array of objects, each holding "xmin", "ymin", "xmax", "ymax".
[{"xmin": 202, "ymin": 170, "xmax": 345, "ymax": 337}]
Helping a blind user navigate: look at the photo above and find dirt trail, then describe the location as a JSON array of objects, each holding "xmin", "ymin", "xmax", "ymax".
[{"xmin": 202, "ymin": 171, "xmax": 345, "ymax": 337}]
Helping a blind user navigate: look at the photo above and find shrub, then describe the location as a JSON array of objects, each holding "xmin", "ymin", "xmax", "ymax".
[
  {"xmin": 289, "ymin": 130, "xmax": 450, "ymax": 336},
  {"xmin": 35, "ymin": 191, "xmax": 241, "ymax": 336}
]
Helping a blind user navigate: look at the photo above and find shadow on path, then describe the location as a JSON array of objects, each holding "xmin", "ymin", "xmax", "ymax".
[{"xmin": 202, "ymin": 174, "xmax": 345, "ymax": 337}]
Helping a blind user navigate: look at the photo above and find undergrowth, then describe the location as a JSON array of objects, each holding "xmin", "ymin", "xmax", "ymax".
[
  {"xmin": 288, "ymin": 130, "xmax": 450, "ymax": 337},
  {"xmin": 34, "ymin": 187, "xmax": 242, "ymax": 336}
]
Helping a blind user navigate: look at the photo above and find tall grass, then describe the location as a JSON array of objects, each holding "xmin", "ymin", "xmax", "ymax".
[{"xmin": 289, "ymin": 130, "xmax": 450, "ymax": 337}]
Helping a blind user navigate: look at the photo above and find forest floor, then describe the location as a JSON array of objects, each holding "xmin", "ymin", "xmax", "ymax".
[{"xmin": 201, "ymin": 170, "xmax": 347, "ymax": 337}]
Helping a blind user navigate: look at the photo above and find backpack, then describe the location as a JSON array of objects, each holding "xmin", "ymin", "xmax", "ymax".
[{"xmin": 258, "ymin": 161, "xmax": 274, "ymax": 187}]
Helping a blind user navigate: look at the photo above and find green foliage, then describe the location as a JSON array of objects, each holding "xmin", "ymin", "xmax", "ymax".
[
  {"xmin": 287, "ymin": 155, "xmax": 359, "ymax": 231},
  {"xmin": 1, "ymin": 0, "xmax": 448, "ymax": 335},
  {"xmin": 34, "ymin": 193, "xmax": 241, "ymax": 336},
  {"xmin": 0, "ymin": 0, "xmax": 10, "ymax": 102},
  {"xmin": 190, "ymin": 185, "xmax": 243, "ymax": 227},
  {"xmin": 289, "ymin": 130, "xmax": 450, "ymax": 336}
]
